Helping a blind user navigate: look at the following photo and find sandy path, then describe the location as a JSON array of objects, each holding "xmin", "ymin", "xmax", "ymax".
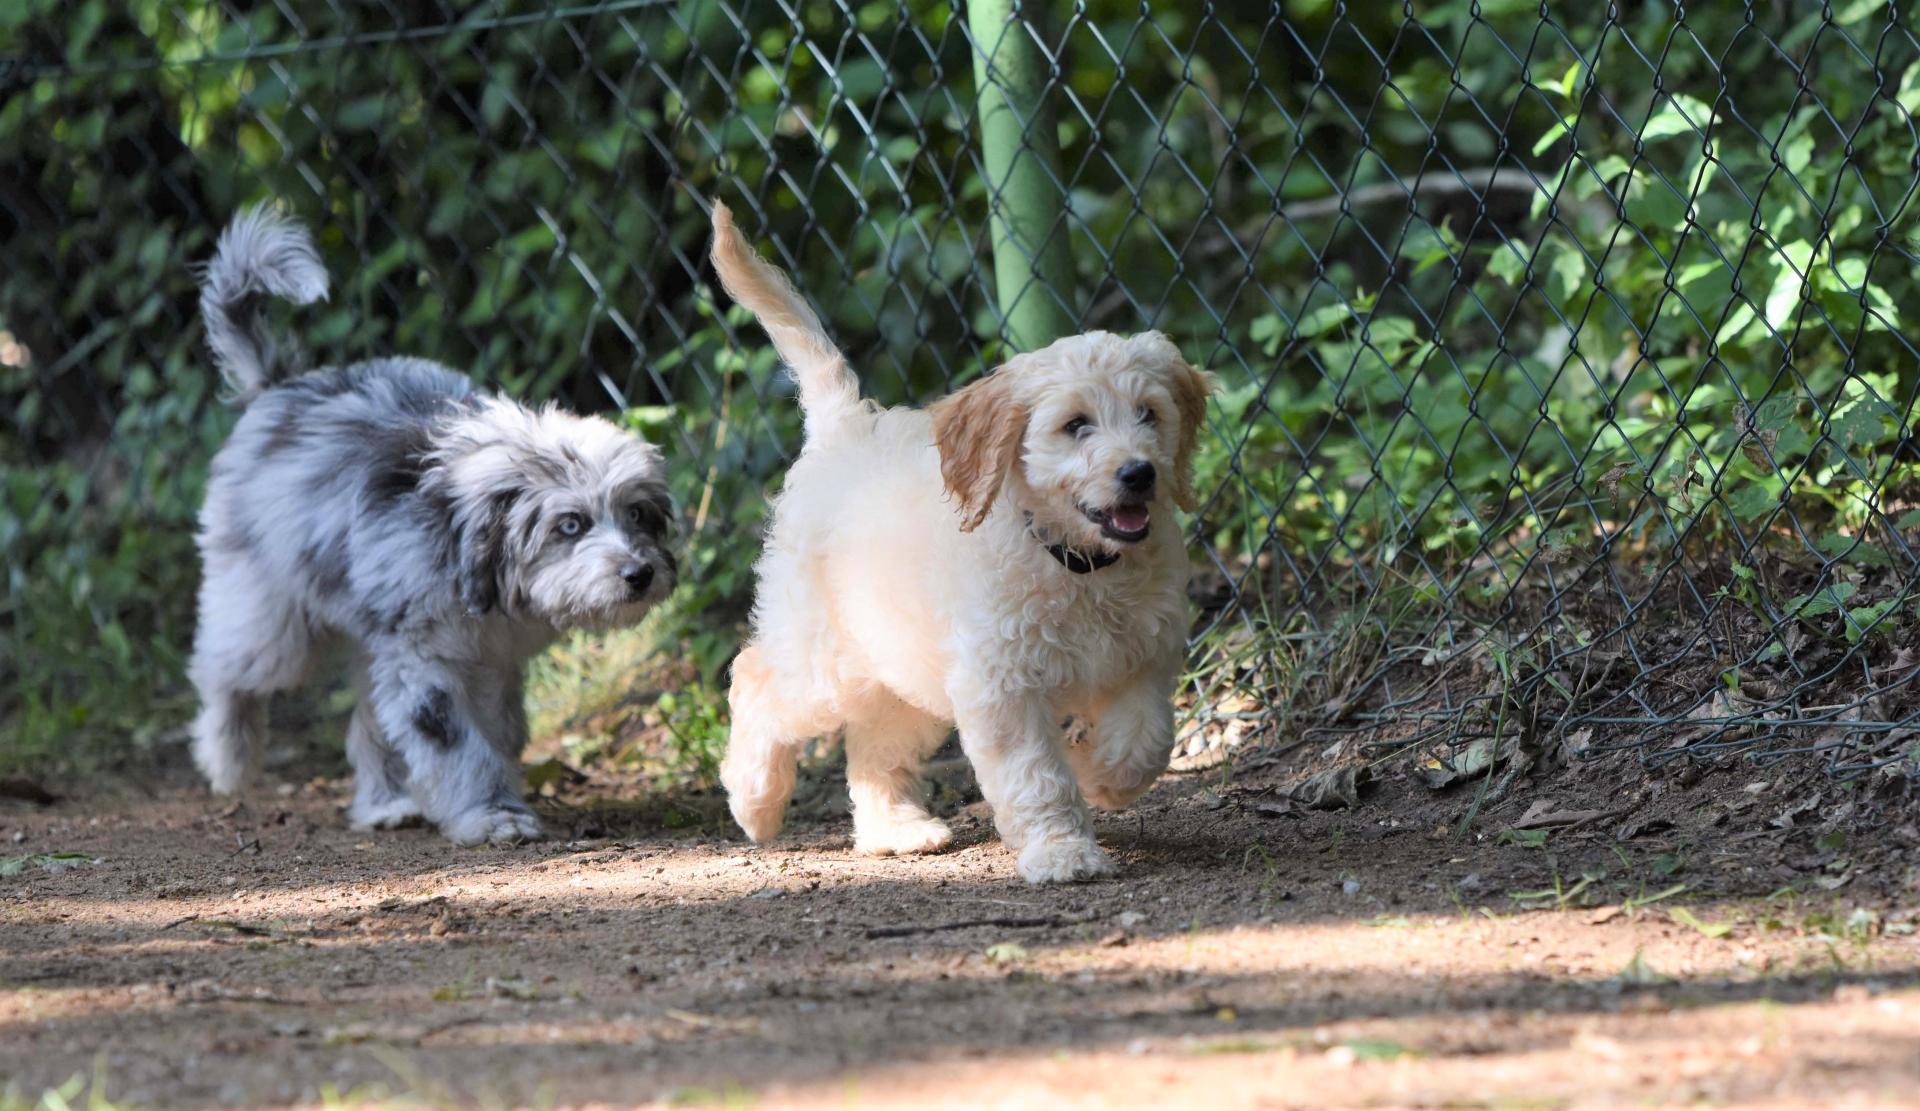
[{"xmin": 3, "ymin": 767, "xmax": 1917, "ymax": 1109}]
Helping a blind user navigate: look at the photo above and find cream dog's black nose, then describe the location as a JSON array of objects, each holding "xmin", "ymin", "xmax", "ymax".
[
  {"xmin": 622, "ymin": 561, "xmax": 655, "ymax": 596},
  {"xmin": 1117, "ymin": 459, "xmax": 1156, "ymax": 494}
]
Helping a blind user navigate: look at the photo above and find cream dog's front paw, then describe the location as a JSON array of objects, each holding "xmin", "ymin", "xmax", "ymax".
[
  {"xmin": 1016, "ymin": 836, "xmax": 1115, "ymax": 884},
  {"xmin": 855, "ymin": 815, "xmax": 954, "ymax": 856}
]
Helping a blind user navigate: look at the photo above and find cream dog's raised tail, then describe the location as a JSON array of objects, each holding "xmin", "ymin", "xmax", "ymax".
[{"xmin": 708, "ymin": 201, "xmax": 863, "ymax": 442}]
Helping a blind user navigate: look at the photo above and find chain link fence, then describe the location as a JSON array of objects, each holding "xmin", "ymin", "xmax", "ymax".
[{"xmin": 6, "ymin": 2, "xmax": 1920, "ymax": 785}]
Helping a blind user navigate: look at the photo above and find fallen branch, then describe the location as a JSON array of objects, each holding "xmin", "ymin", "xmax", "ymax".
[{"xmin": 864, "ymin": 914, "xmax": 1085, "ymax": 939}]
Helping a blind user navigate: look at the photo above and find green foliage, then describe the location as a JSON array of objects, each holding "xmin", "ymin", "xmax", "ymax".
[
  {"xmin": 5, "ymin": 2, "xmax": 1918, "ymax": 775},
  {"xmin": 0, "ymin": 1070, "xmax": 134, "ymax": 1111}
]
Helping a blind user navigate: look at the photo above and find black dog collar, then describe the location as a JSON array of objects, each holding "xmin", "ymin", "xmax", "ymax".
[
  {"xmin": 1023, "ymin": 512, "xmax": 1120, "ymax": 574},
  {"xmin": 1043, "ymin": 542, "xmax": 1119, "ymax": 574}
]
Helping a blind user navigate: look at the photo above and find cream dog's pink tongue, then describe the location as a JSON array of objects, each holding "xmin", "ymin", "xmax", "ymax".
[{"xmin": 1110, "ymin": 505, "xmax": 1150, "ymax": 533}]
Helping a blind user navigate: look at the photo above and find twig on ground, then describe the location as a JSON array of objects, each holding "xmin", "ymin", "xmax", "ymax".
[
  {"xmin": 864, "ymin": 913, "xmax": 1092, "ymax": 939},
  {"xmin": 200, "ymin": 918, "xmax": 276, "ymax": 937},
  {"xmin": 415, "ymin": 1015, "xmax": 490, "ymax": 1043}
]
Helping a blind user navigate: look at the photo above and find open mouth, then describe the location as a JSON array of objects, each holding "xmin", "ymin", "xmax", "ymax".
[{"xmin": 1081, "ymin": 500, "xmax": 1151, "ymax": 543}]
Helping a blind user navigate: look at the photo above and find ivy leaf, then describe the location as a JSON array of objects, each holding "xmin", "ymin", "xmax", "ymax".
[
  {"xmin": 1723, "ymin": 483, "xmax": 1779, "ymax": 522},
  {"xmin": 1789, "ymin": 581, "xmax": 1859, "ymax": 620},
  {"xmin": 1844, "ymin": 599, "xmax": 1901, "ymax": 644},
  {"xmin": 1817, "ymin": 532, "xmax": 1890, "ymax": 568},
  {"xmin": 1832, "ymin": 401, "xmax": 1889, "ymax": 449}
]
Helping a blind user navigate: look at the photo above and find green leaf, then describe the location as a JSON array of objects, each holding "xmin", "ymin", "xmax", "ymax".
[
  {"xmin": 1790, "ymin": 581, "xmax": 1859, "ymax": 619},
  {"xmin": 1832, "ymin": 401, "xmax": 1890, "ymax": 449},
  {"xmin": 1765, "ymin": 241, "xmax": 1815, "ymax": 329},
  {"xmin": 1723, "ymin": 483, "xmax": 1779, "ymax": 522},
  {"xmin": 1844, "ymin": 599, "xmax": 1900, "ymax": 643},
  {"xmin": 1532, "ymin": 114, "xmax": 1575, "ymax": 156},
  {"xmin": 1670, "ymin": 907, "xmax": 1734, "ymax": 939},
  {"xmin": 1295, "ymin": 301, "xmax": 1357, "ymax": 340},
  {"xmin": 1714, "ymin": 302, "xmax": 1756, "ymax": 347},
  {"xmin": 1641, "ymin": 93, "xmax": 1714, "ymax": 142},
  {"xmin": 1339, "ymin": 1037, "xmax": 1415, "ymax": 1061},
  {"xmin": 1498, "ymin": 828, "xmax": 1549, "ymax": 850},
  {"xmin": 1817, "ymin": 532, "xmax": 1890, "ymax": 568}
]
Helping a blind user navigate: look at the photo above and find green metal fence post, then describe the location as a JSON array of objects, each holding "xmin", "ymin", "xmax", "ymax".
[{"xmin": 968, "ymin": 0, "xmax": 1078, "ymax": 353}]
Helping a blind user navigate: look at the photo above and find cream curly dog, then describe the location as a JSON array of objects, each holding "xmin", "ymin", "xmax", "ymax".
[{"xmin": 709, "ymin": 202, "xmax": 1211, "ymax": 884}]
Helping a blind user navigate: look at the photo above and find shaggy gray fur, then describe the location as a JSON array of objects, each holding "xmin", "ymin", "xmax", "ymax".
[{"xmin": 189, "ymin": 205, "xmax": 675, "ymax": 845}]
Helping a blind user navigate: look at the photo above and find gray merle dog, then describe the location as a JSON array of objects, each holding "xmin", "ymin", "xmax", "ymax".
[{"xmin": 189, "ymin": 205, "xmax": 675, "ymax": 844}]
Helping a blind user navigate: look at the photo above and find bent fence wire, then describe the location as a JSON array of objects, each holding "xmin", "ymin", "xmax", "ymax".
[{"xmin": 7, "ymin": 3, "xmax": 1920, "ymax": 781}]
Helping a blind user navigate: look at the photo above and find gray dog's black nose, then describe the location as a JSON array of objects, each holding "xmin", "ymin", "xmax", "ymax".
[
  {"xmin": 622, "ymin": 561, "xmax": 655, "ymax": 596},
  {"xmin": 1117, "ymin": 459, "xmax": 1156, "ymax": 494}
]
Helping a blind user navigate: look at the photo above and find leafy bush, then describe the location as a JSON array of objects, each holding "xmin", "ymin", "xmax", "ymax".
[{"xmin": 5, "ymin": 1, "xmax": 1916, "ymax": 775}]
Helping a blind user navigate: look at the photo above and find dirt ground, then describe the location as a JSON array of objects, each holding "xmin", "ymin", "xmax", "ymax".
[{"xmin": 4, "ymin": 745, "xmax": 1920, "ymax": 1110}]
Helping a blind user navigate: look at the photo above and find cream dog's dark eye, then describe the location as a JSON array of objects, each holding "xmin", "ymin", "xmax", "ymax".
[
  {"xmin": 1063, "ymin": 416, "xmax": 1090, "ymax": 436},
  {"xmin": 556, "ymin": 514, "xmax": 585, "ymax": 538},
  {"xmin": 1138, "ymin": 406, "xmax": 1157, "ymax": 426}
]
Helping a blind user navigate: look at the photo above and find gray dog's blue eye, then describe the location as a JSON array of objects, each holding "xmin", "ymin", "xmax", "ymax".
[
  {"xmin": 557, "ymin": 514, "xmax": 584, "ymax": 538},
  {"xmin": 625, "ymin": 504, "xmax": 644, "ymax": 526}
]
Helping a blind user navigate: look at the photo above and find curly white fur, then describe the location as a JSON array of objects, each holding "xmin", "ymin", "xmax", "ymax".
[{"xmin": 710, "ymin": 201, "xmax": 1212, "ymax": 884}]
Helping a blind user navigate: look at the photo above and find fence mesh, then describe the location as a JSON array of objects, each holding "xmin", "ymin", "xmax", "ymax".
[{"xmin": 7, "ymin": 2, "xmax": 1920, "ymax": 783}]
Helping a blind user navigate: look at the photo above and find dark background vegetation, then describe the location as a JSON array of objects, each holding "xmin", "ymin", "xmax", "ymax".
[{"xmin": 5, "ymin": 1, "xmax": 1920, "ymax": 782}]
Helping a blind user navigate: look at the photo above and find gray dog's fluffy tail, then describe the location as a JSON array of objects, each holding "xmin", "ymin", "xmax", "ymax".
[
  {"xmin": 708, "ymin": 200, "xmax": 862, "ymax": 442},
  {"xmin": 200, "ymin": 204, "xmax": 330, "ymax": 404}
]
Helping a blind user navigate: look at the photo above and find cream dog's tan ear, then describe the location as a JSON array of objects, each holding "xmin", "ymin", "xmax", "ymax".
[
  {"xmin": 1165, "ymin": 348, "xmax": 1216, "ymax": 512},
  {"xmin": 930, "ymin": 370, "xmax": 1027, "ymax": 531}
]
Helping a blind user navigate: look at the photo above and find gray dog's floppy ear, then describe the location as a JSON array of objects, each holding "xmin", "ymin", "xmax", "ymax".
[
  {"xmin": 455, "ymin": 490, "xmax": 516, "ymax": 615},
  {"xmin": 929, "ymin": 367, "xmax": 1027, "ymax": 532}
]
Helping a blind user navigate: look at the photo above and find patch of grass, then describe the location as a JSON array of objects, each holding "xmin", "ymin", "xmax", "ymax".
[
  {"xmin": 665, "ymin": 1083, "xmax": 755, "ymax": 1109},
  {"xmin": 1334, "ymin": 1037, "xmax": 1417, "ymax": 1062},
  {"xmin": 1622, "ymin": 883, "xmax": 1689, "ymax": 913},
  {"xmin": 1669, "ymin": 906, "xmax": 1735, "ymax": 939},
  {"xmin": 2, "ymin": 1068, "xmax": 136, "ymax": 1111},
  {"xmin": 1240, "ymin": 842, "xmax": 1289, "ymax": 909},
  {"xmin": 1508, "ymin": 865, "xmax": 1604, "ymax": 912},
  {"xmin": 316, "ymin": 1082, "xmax": 418, "ymax": 1110},
  {"xmin": 1190, "ymin": 1035, "xmax": 1307, "ymax": 1056},
  {"xmin": 525, "ymin": 614, "xmax": 729, "ymax": 786}
]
